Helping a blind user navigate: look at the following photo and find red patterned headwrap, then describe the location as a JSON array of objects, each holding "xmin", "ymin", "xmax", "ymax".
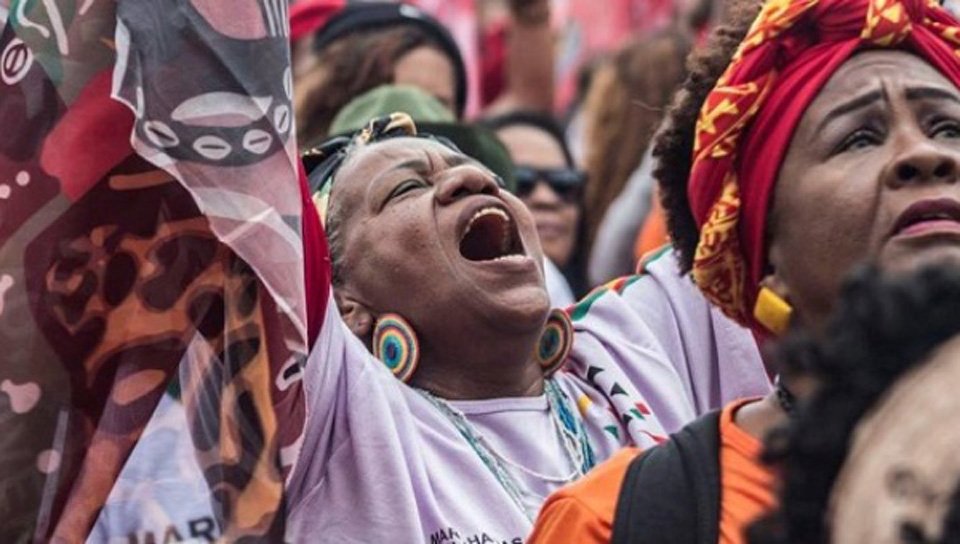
[{"xmin": 688, "ymin": 0, "xmax": 960, "ymax": 330}]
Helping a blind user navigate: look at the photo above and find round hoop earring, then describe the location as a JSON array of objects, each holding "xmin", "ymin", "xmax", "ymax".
[
  {"xmin": 373, "ymin": 313, "xmax": 420, "ymax": 383},
  {"xmin": 535, "ymin": 309, "xmax": 573, "ymax": 376}
]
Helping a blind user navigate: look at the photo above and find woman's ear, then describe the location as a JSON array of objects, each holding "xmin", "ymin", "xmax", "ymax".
[
  {"xmin": 756, "ymin": 248, "xmax": 795, "ymax": 337},
  {"xmin": 764, "ymin": 244, "xmax": 793, "ymax": 303},
  {"xmin": 334, "ymin": 290, "xmax": 375, "ymax": 339},
  {"xmin": 758, "ymin": 271, "xmax": 792, "ymax": 304}
]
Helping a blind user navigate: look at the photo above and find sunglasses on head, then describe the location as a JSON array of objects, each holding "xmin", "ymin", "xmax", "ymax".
[{"xmin": 514, "ymin": 166, "xmax": 586, "ymax": 202}]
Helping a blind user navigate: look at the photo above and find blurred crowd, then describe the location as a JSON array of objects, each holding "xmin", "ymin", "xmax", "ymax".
[
  {"xmin": 289, "ymin": 0, "xmax": 707, "ymax": 303},
  {"xmin": 4, "ymin": 0, "xmax": 960, "ymax": 543}
]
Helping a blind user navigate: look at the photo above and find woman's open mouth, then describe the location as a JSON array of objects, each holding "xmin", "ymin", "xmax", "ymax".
[{"xmin": 459, "ymin": 206, "xmax": 525, "ymax": 262}]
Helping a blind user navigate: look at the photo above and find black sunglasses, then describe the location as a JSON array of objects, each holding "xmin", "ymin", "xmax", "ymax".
[{"xmin": 514, "ymin": 166, "xmax": 586, "ymax": 203}]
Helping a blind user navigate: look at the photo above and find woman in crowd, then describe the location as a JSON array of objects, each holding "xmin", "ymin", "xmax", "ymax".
[
  {"xmin": 283, "ymin": 111, "xmax": 766, "ymax": 542},
  {"xmin": 292, "ymin": 1, "xmax": 468, "ymax": 145},
  {"xmin": 0, "ymin": 0, "xmax": 769, "ymax": 541},
  {"xmin": 581, "ymin": 27, "xmax": 692, "ymax": 260},
  {"xmin": 291, "ymin": 0, "xmax": 556, "ymax": 147},
  {"xmin": 748, "ymin": 264, "xmax": 960, "ymax": 544},
  {"xmin": 529, "ymin": 0, "xmax": 960, "ymax": 541},
  {"xmin": 483, "ymin": 111, "xmax": 589, "ymax": 297}
]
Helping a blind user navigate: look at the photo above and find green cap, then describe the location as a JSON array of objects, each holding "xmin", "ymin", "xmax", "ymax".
[
  {"xmin": 325, "ymin": 85, "xmax": 516, "ymax": 192},
  {"xmin": 330, "ymin": 85, "xmax": 455, "ymax": 134}
]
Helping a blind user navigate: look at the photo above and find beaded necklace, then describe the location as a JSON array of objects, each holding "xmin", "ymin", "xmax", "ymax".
[{"xmin": 418, "ymin": 379, "xmax": 596, "ymax": 521}]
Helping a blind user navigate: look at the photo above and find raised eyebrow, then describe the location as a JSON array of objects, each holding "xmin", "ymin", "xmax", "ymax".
[
  {"xmin": 369, "ymin": 153, "xmax": 481, "ymax": 197},
  {"xmin": 815, "ymin": 89, "xmax": 884, "ymax": 134},
  {"xmin": 904, "ymin": 86, "xmax": 960, "ymax": 105},
  {"xmin": 439, "ymin": 153, "xmax": 477, "ymax": 169},
  {"xmin": 393, "ymin": 158, "xmax": 431, "ymax": 173},
  {"xmin": 373, "ymin": 158, "xmax": 430, "ymax": 184},
  {"xmin": 366, "ymin": 157, "xmax": 429, "ymax": 203},
  {"xmin": 382, "ymin": 153, "xmax": 473, "ymax": 175}
]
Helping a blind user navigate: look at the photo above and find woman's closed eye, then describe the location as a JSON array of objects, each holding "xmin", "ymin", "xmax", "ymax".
[{"xmin": 387, "ymin": 179, "xmax": 426, "ymax": 203}]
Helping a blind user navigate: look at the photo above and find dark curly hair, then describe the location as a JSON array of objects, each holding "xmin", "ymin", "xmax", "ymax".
[
  {"xmin": 747, "ymin": 263, "xmax": 960, "ymax": 544},
  {"xmin": 652, "ymin": 0, "xmax": 762, "ymax": 273}
]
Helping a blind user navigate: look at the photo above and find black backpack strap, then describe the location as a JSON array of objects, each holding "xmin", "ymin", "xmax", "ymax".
[{"xmin": 611, "ymin": 410, "xmax": 723, "ymax": 544}]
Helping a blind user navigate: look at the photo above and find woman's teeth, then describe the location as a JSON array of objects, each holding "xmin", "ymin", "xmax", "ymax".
[{"xmin": 460, "ymin": 206, "xmax": 523, "ymax": 261}]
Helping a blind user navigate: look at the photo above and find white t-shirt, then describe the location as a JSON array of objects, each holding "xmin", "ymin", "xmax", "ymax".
[
  {"xmin": 89, "ymin": 250, "xmax": 768, "ymax": 544},
  {"xmin": 88, "ymin": 394, "xmax": 218, "ymax": 544}
]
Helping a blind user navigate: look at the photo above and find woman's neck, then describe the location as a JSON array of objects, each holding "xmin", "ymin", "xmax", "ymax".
[
  {"xmin": 735, "ymin": 373, "xmax": 813, "ymax": 440},
  {"xmin": 409, "ymin": 328, "xmax": 546, "ymax": 400},
  {"xmin": 413, "ymin": 363, "xmax": 545, "ymax": 400}
]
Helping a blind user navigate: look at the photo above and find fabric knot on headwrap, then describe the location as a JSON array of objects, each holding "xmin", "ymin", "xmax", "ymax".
[
  {"xmin": 687, "ymin": 0, "xmax": 960, "ymax": 331},
  {"xmin": 303, "ymin": 112, "xmax": 417, "ymax": 225}
]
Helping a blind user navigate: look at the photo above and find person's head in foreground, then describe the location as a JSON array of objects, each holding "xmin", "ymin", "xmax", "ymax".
[
  {"xmin": 308, "ymin": 113, "xmax": 554, "ymax": 399},
  {"xmin": 747, "ymin": 264, "xmax": 960, "ymax": 544},
  {"xmin": 483, "ymin": 112, "xmax": 587, "ymax": 274},
  {"xmin": 293, "ymin": 2, "xmax": 467, "ymax": 146},
  {"xmin": 655, "ymin": 0, "xmax": 960, "ymax": 341},
  {"xmin": 647, "ymin": 0, "xmax": 960, "ymax": 537}
]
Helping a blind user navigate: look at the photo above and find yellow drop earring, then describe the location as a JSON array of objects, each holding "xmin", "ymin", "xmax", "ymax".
[{"xmin": 753, "ymin": 287, "xmax": 793, "ymax": 336}]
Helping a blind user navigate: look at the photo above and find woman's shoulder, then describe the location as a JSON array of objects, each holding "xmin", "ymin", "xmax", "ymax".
[
  {"xmin": 527, "ymin": 448, "xmax": 640, "ymax": 544},
  {"xmin": 567, "ymin": 246, "xmax": 702, "ymax": 326}
]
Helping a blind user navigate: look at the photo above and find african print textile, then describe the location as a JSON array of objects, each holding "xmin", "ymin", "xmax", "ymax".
[
  {"xmin": 686, "ymin": 0, "xmax": 960, "ymax": 329},
  {"xmin": 0, "ymin": 1, "xmax": 306, "ymax": 541}
]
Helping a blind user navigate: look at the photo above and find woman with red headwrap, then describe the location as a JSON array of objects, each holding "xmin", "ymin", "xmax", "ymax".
[{"xmin": 528, "ymin": 0, "xmax": 960, "ymax": 541}]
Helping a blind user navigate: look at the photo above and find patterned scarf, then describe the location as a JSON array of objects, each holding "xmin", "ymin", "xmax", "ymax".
[{"xmin": 687, "ymin": 0, "xmax": 960, "ymax": 330}]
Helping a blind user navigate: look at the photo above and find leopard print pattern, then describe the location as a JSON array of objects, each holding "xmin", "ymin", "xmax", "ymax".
[
  {"xmin": 1, "ymin": 157, "xmax": 299, "ymax": 542},
  {"xmin": 1, "ymin": 1, "xmax": 306, "ymax": 541}
]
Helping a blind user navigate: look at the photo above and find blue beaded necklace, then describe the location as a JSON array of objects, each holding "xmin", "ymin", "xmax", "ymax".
[{"xmin": 418, "ymin": 379, "xmax": 596, "ymax": 521}]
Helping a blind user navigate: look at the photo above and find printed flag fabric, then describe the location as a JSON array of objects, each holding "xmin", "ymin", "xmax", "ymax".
[{"xmin": 0, "ymin": 0, "xmax": 307, "ymax": 542}]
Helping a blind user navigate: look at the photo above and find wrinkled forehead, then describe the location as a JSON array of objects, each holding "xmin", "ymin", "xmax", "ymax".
[
  {"xmin": 330, "ymin": 136, "xmax": 466, "ymax": 209},
  {"xmin": 814, "ymin": 50, "xmax": 956, "ymax": 110},
  {"xmin": 788, "ymin": 50, "xmax": 960, "ymax": 144}
]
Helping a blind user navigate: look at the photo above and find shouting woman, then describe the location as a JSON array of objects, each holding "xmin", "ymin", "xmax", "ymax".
[{"xmin": 284, "ymin": 113, "xmax": 767, "ymax": 542}]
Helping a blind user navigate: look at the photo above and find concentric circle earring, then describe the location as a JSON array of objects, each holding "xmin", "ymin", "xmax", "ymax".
[
  {"xmin": 535, "ymin": 309, "xmax": 573, "ymax": 376},
  {"xmin": 373, "ymin": 313, "xmax": 420, "ymax": 382}
]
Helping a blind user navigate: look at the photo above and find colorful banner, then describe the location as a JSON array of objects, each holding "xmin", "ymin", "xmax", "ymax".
[{"xmin": 0, "ymin": 0, "xmax": 306, "ymax": 541}]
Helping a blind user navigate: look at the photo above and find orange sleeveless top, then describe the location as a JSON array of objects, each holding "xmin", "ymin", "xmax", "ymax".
[{"xmin": 528, "ymin": 400, "xmax": 776, "ymax": 544}]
